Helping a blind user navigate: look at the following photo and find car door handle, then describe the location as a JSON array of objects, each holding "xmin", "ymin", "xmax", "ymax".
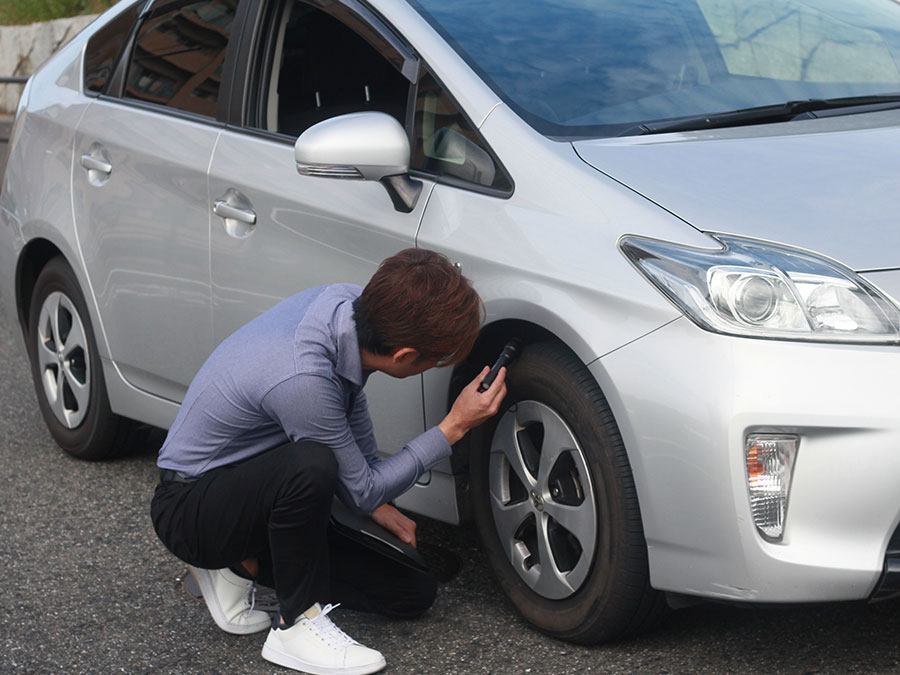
[
  {"xmin": 213, "ymin": 200, "xmax": 257, "ymax": 225},
  {"xmin": 80, "ymin": 155, "xmax": 112, "ymax": 174}
]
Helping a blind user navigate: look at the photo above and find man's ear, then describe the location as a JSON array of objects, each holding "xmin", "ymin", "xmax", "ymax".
[{"xmin": 391, "ymin": 347, "xmax": 420, "ymax": 364}]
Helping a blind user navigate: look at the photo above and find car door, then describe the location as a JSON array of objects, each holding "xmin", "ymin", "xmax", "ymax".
[
  {"xmin": 72, "ymin": 0, "xmax": 244, "ymax": 401},
  {"xmin": 207, "ymin": 0, "xmax": 433, "ymax": 456}
]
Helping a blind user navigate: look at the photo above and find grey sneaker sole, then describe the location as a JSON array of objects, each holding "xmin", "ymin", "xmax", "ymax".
[
  {"xmin": 261, "ymin": 642, "xmax": 386, "ymax": 675},
  {"xmin": 188, "ymin": 566, "xmax": 271, "ymax": 635}
]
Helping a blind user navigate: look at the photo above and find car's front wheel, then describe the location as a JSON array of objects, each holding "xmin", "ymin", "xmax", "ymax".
[
  {"xmin": 469, "ymin": 341, "xmax": 666, "ymax": 643},
  {"xmin": 27, "ymin": 257, "xmax": 142, "ymax": 460}
]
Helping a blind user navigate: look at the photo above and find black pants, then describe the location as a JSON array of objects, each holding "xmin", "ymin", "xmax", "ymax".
[{"xmin": 150, "ymin": 440, "xmax": 437, "ymax": 625}]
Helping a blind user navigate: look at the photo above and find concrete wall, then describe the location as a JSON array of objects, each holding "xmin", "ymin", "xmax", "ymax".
[{"xmin": 0, "ymin": 14, "xmax": 98, "ymax": 114}]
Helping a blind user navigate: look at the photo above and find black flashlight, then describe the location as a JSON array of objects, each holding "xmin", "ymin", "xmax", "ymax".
[{"xmin": 478, "ymin": 339, "xmax": 521, "ymax": 392}]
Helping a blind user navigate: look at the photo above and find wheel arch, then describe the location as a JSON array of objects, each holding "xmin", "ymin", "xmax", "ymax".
[
  {"xmin": 16, "ymin": 238, "xmax": 67, "ymax": 345},
  {"xmin": 447, "ymin": 316, "xmax": 616, "ymax": 523}
]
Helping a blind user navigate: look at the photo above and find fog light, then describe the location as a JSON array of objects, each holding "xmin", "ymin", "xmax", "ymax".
[{"xmin": 745, "ymin": 434, "xmax": 799, "ymax": 541}]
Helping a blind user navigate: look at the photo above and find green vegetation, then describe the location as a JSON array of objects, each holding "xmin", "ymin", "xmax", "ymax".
[{"xmin": 0, "ymin": 0, "xmax": 114, "ymax": 25}]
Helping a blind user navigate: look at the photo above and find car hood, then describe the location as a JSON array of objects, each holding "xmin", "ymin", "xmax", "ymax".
[{"xmin": 573, "ymin": 111, "xmax": 900, "ymax": 271}]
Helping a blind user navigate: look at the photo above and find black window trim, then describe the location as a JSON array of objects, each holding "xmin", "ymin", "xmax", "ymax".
[
  {"xmin": 83, "ymin": 0, "xmax": 149, "ymax": 98},
  {"xmin": 335, "ymin": 0, "xmax": 419, "ymax": 83},
  {"xmin": 92, "ymin": 92, "xmax": 230, "ymax": 129}
]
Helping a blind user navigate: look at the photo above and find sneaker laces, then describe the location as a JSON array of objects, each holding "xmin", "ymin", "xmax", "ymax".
[
  {"xmin": 307, "ymin": 603, "xmax": 358, "ymax": 649},
  {"xmin": 244, "ymin": 581, "xmax": 258, "ymax": 615}
]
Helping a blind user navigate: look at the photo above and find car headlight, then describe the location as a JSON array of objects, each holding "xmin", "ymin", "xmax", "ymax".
[{"xmin": 620, "ymin": 234, "xmax": 900, "ymax": 344}]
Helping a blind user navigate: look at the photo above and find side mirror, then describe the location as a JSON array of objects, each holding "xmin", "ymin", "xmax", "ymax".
[{"xmin": 294, "ymin": 112, "xmax": 422, "ymax": 213}]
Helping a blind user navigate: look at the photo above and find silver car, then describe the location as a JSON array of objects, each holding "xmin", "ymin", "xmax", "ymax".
[{"xmin": 2, "ymin": 0, "xmax": 900, "ymax": 644}]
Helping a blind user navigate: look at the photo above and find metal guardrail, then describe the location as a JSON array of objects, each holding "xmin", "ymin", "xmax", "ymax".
[
  {"xmin": 1, "ymin": 77, "xmax": 26, "ymax": 178},
  {"xmin": 1, "ymin": 76, "xmax": 26, "ymax": 142}
]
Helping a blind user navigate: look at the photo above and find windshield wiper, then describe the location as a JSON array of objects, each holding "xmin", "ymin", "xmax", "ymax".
[{"xmin": 620, "ymin": 94, "xmax": 900, "ymax": 136}]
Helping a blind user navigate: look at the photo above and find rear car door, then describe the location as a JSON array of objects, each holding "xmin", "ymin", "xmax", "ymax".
[
  {"xmin": 72, "ymin": 0, "xmax": 244, "ymax": 401},
  {"xmin": 207, "ymin": 0, "xmax": 432, "ymax": 457}
]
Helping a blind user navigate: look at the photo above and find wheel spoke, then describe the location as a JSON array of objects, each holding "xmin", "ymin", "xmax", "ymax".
[
  {"xmin": 490, "ymin": 494, "xmax": 533, "ymax": 560},
  {"xmin": 60, "ymin": 307, "xmax": 87, "ymax": 359},
  {"xmin": 36, "ymin": 336, "xmax": 58, "ymax": 372},
  {"xmin": 37, "ymin": 293, "xmax": 58, "ymax": 346},
  {"xmin": 532, "ymin": 515, "xmax": 575, "ymax": 599},
  {"xmin": 536, "ymin": 408, "xmax": 577, "ymax": 487},
  {"xmin": 544, "ymin": 500, "xmax": 596, "ymax": 552},
  {"xmin": 63, "ymin": 364, "xmax": 90, "ymax": 413},
  {"xmin": 491, "ymin": 412, "xmax": 537, "ymax": 489},
  {"xmin": 49, "ymin": 294, "xmax": 63, "ymax": 352},
  {"xmin": 52, "ymin": 364, "xmax": 68, "ymax": 422}
]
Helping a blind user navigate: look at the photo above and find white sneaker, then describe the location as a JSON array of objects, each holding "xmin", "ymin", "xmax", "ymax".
[
  {"xmin": 188, "ymin": 565, "xmax": 272, "ymax": 635},
  {"xmin": 261, "ymin": 603, "xmax": 386, "ymax": 674}
]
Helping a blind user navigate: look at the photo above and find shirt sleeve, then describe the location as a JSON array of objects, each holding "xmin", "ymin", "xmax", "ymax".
[
  {"xmin": 347, "ymin": 389, "xmax": 379, "ymax": 467},
  {"xmin": 260, "ymin": 374, "xmax": 451, "ymax": 514}
]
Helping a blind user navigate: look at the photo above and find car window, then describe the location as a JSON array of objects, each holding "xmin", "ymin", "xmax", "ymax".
[
  {"xmin": 84, "ymin": 1, "xmax": 144, "ymax": 95},
  {"xmin": 254, "ymin": 0, "xmax": 410, "ymax": 137},
  {"xmin": 124, "ymin": 0, "xmax": 240, "ymax": 117},
  {"xmin": 410, "ymin": 0, "xmax": 900, "ymax": 138},
  {"xmin": 411, "ymin": 70, "xmax": 512, "ymax": 193},
  {"xmin": 697, "ymin": 0, "xmax": 899, "ymax": 83}
]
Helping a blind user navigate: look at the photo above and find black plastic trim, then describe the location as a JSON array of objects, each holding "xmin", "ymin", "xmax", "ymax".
[
  {"xmin": 93, "ymin": 94, "xmax": 228, "ymax": 129},
  {"xmin": 226, "ymin": 0, "xmax": 264, "ymax": 125},
  {"xmin": 221, "ymin": 122, "xmax": 295, "ymax": 146},
  {"xmin": 238, "ymin": 0, "xmax": 279, "ymax": 129},
  {"xmin": 870, "ymin": 522, "xmax": 900, "ymax": 602},
  {"xmin": 217, "ymin": 0, "xmax": 255, "ymax": 123},
  {"xmin": 82, "ymin": 0, "xmax": 147, "ymax": 97},
  {"xmin": 870, "ymin": 559, "xmax": 900, "ymax": 602},
  {"xmin": 105, "ymin": 0, "xmax": 150, "ymax": 97},
  {"xmin": 409, "ymin": 168, "xmax": 513, "ymax": 200},
  {"xmin": 380, "ymin": 174, "xmax": 422, "ymax": 213},
  {"xmin": 327, "ymin": 0, "xmax": 419, "ymax": 82}
]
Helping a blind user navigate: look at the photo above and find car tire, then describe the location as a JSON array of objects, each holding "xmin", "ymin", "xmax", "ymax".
[
  {"xmin": 469, "ymin": 341, "xmax": 666, "ymax": 644},
  {"xmin": 27, "ymin": 257, "xmax": 143, "ymax": 460}
]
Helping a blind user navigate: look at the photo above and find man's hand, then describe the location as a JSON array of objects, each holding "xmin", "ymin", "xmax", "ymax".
[
  {"xmin": 439, "ymin": 365, "xmax": 507, "ymax": 446},
  {"xmin": 371, "ymin": 503, "xmax": 417, "ymax": 548}
]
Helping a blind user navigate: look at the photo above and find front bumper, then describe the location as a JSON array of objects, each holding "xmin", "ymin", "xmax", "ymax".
[{"xmin": 594, "ymin": 316, "xmax": 900, "ymax": 603}]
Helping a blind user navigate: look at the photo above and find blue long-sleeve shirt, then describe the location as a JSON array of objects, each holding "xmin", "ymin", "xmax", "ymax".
[{"xmin": 157, "ymin": 283, "xmax": 451, "ymax": 513}]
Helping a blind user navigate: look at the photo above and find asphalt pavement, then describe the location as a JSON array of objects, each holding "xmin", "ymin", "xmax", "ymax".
[{"xmin": 0, "ymin": 178, "xmax": 899, "ymax": 672}]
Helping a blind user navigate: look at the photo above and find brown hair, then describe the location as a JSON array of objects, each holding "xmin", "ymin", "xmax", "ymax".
[{"xmin": 353, "ymin": 248, "xmax": 483, "ymax": 365}]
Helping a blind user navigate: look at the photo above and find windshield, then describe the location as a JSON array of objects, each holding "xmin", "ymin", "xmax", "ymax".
[{"xmin": 409, "ymin": 0, "xmax": 900, "ymax": 138}]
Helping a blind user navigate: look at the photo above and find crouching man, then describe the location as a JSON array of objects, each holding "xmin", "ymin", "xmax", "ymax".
[{"xmin": 150, "ymin": 248, "xmax": 506, "ymax": 674}]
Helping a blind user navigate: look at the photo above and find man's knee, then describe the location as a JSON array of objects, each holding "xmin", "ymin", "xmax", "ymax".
[{"xmin": 277, "ymin": 441, "xmax": 338, "ymax": 502}]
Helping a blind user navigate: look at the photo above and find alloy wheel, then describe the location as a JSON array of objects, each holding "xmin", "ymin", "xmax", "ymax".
[
  {"xmin": 35, "ymin": 291, "xmax": 91, "ymax": 428},
  {"xmin": 488, "ymin": 400, "xmax": 597, "ymax": 600}
]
